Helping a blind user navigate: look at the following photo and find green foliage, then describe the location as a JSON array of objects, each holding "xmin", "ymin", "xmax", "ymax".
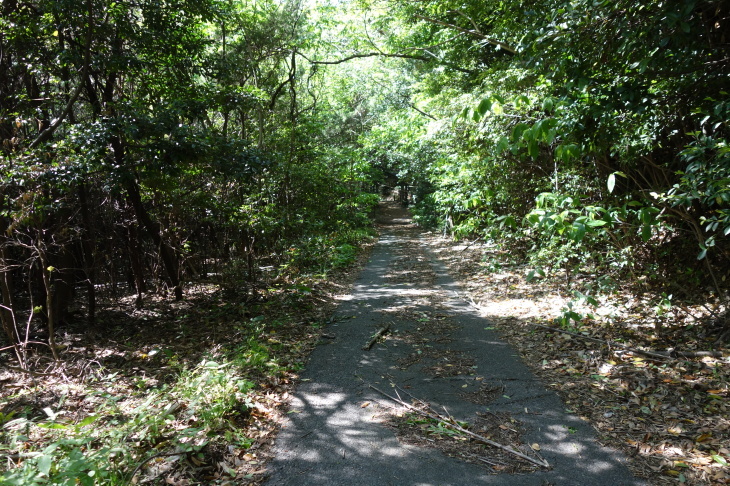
[
  {"xmin": 356, "ymin": 0, "xmax": 729, "ymax": 294},
  {"xmin": 523, "ymin": 191, "xmax": 665, "ymax": 280},
  {"xmin": 1, "ymin": 354, "xmax": 255, "ymax": 485},
  {"xmin": 281, "ymin": 227, "xmax": 376, "ymax": 276},
  {"xmin": 657, "ymin": 133, "xmax": 730, "ymax": 259}
]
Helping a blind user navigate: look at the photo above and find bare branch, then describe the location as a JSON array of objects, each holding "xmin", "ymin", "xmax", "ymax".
[
  {"xmin": 362, "ymin": 322, "xmax": 391, "ymax": 350},
  {"xmin": 294, "ymin": 50, "xmax": 475, "ymax": 74},
  {"xmin": 447, "ymin": 9, "xmax": 482, "ymax": 35},
  {"xmin": 370, "ymin": 384, "xmax": 551, "ymax": 469},
  {"xmin": 408, "ymin": 103, "xmax": 437, "ymax": 121}
]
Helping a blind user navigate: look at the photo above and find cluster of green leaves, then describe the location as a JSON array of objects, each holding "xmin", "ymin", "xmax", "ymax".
[{"xmin": 353, "ymin": 0, "xmax": 729, "ymax": 299}]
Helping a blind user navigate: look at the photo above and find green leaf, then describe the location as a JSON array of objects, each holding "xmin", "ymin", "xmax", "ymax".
[
  {"xmin": 712, "ymin": 454, "xmax": 728, "ymax": 466},
  {"xmin": 526, "ymin": 268, "xmax": 545, "ymax": 281},
  {"xmin": 495, "ymin": 136, "xmax": 510, "ymax": 153},
  {"xmin": 555, "ymin": 143, "xmax": 580, "ymax": 162},
  {"xmin": 477, "ymin": 97, "xmax": 491, "ymax": 116},
  {"xmin": 511, "ymin": 123, "xmax": 529, "ymax": 142},
  {"xmin": 77, "ymin": 415, "xmax": 99, "ymax": 427},
  {"xmin": 543, "ymin": 128, "xmax": 556, "ymax": 145},
  {"xmin": 641, "ymin": 225, "xmax": 652, "ymax": 242},
  {"xmin": 571, "ymin": 222, "xmax": 586, "ymax": 241},
  {"xmin": 38, "ymin": 454, "xmax": 53, "ymax": 476}
]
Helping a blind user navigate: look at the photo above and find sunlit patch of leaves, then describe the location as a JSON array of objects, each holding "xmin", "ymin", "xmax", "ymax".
[{"xmin": 425, "ymin": 232, "xmax": 730, "ymax": 485}]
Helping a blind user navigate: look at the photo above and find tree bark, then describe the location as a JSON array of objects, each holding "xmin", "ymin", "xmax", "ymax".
[
  {"xmin": 123, "ymin": 173, "xmax": 183, "ymax": 300},
  {"xmin": 0, "ymin": 240, "xmax": 20, "ymax": 353},
  {"xmin": 37, "ymin": 244, "xmax": 60, "ymax": 361},
  {"xmin": 77, "ymin": 182, "xmax": 96, "ymax": 323},
  {"xmin": 127, "ymin": 220, "xmax": 147, "ymax": 308}
]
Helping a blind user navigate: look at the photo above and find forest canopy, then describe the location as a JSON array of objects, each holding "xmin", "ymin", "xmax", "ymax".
[
  {"xmin": 0, "ymin": 0, "xmax": 728, "ymax": 482},
  {"xmin": 1, "ymin": 0, "xmax": 728, "ymax": 362}
]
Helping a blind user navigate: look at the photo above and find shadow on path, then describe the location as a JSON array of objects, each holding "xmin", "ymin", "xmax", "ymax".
[{"xmin": 265, "ymin": 203, "xmax": 644, "ymax": 486}]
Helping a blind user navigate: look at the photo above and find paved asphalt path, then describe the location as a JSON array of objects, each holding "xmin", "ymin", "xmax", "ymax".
[{"xmin": 265, "ymin": 206, "xmax": 645, "ymax": 486}]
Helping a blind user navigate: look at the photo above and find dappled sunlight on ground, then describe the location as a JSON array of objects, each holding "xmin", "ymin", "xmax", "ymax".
[{"xmin": 421, "ymin": 229, "xmax": 729, "ymax": 485}]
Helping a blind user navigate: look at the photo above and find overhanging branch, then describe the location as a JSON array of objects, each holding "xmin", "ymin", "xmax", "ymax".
[
  {"xmin": 294, "ymin": 50, "xmax": 475, "ymax": 75},
  {"xmin": 413, "ymin": 14, "xmax": 518, "ymax": 55}
]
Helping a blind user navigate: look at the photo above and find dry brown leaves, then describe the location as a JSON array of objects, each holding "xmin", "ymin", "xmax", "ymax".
[
  {"xmin": 0, "ymin": 242, "xmax": 376, "ymax": 485},
  {"xmin": 422, "ymin": 233, "xmax": 730, "ymax": 486}
]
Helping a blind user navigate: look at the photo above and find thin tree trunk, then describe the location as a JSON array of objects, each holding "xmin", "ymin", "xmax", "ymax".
[
  {"xmin": 37, "ymin": 244, "xmax": 60, "ymax": 361},
  {"xmin": 0, "ymin": 197, "xmax": 21, "ymax": 363},
  {"xmin": 124, "ymin": 176, "xmax": 183, "ymax": 300},
  {"xmin": 127, "ymin": 222, "xmax": 147, "ymax": 308},
  {"xmin": 78, "ymin": 182, "xmax": 96, "ymax": 323}
]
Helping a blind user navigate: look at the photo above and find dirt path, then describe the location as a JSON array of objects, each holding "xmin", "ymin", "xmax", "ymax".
[{"xmin": 265, "ymin": 203, "xmax": 644, "ymax": 485}]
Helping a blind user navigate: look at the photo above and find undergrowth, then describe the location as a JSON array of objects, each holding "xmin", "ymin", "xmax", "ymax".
[
  {"xmin": 1, "ymin": 219, "xmax": 376, "ymax": 484},
  {"xmin": 1, "ymin": 350, "xmax": 257, "ymax": 485}
]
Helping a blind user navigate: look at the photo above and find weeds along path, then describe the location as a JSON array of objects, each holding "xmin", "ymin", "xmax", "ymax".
[{"xmin": 265, "ymin": 202, "xmax": 644, "ymax": 486}]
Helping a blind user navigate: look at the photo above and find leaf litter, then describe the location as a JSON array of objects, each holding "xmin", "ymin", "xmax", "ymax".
[
  {"xmin": 422, "ymin": 231, "xmax": 729, "ymax": 485},
  {"xmin": 5, "ymin": 202, "xmax": 725, "ymax": 484},
  {"xmin": 0, "ymin": 243, "xmax": 376, "ymax": 485}
]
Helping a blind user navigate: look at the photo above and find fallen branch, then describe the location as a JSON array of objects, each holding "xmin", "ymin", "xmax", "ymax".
[
  {"xmin": 363, "ymin": 323, "xmax": 391, "ymax": 350},
  {"xmin": 529, "ymin": 323, "xmax": 725, "ymax": 360},
  {"xmin": 369, "ymin": 384, "xmax": 550, "ymax": 469}
]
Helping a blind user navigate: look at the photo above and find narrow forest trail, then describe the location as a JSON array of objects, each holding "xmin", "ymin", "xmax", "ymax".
[{"xmin": 264, "ymin": 202, "xmax": 644, "ymax": 486}]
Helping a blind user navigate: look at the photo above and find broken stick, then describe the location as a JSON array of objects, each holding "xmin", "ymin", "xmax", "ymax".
[
  {"xmin": 369, "ymin": 384, "xmax": 550, "ymax": 469},
  {"xmin": 363, "ymin": 323, "xmax": 391, "ymax": 350}
]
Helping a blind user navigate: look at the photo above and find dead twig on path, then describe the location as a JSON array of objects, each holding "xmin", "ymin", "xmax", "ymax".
[
  {"xmin": 369, "ymin": 384, "xmax": 551, "ymax": 469},
  {"xmin": 363, "ymin": 323, "xmax": 391, "ymax": 350}
]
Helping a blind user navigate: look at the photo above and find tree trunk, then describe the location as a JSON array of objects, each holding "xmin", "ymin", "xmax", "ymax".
[
  {"xmin": 78, "ymin": 182, "xmax": 96, "ymax": 323},
  {"xmin": 127, "ymin": 221, "xmax": 147, "ymax": 308},
  {"xmin": 107, "ymin": 131, "xmax": 182, "ymax": 300},
  {"xmin": 0, "ymin": 240, "xmax": 20, "ymax": 352},
  {"xmin": 37, "ymin": 244, "xmax": 60, "ymax": 361},
  {"xmin": 123, "ymin": 174, "xmax": 183, "ymax": 300}
]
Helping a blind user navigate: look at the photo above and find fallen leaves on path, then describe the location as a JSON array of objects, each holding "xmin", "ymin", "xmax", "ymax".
[{"xmin": 424, "ymin": 233, "xmax": 729, "ymax": 486}]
